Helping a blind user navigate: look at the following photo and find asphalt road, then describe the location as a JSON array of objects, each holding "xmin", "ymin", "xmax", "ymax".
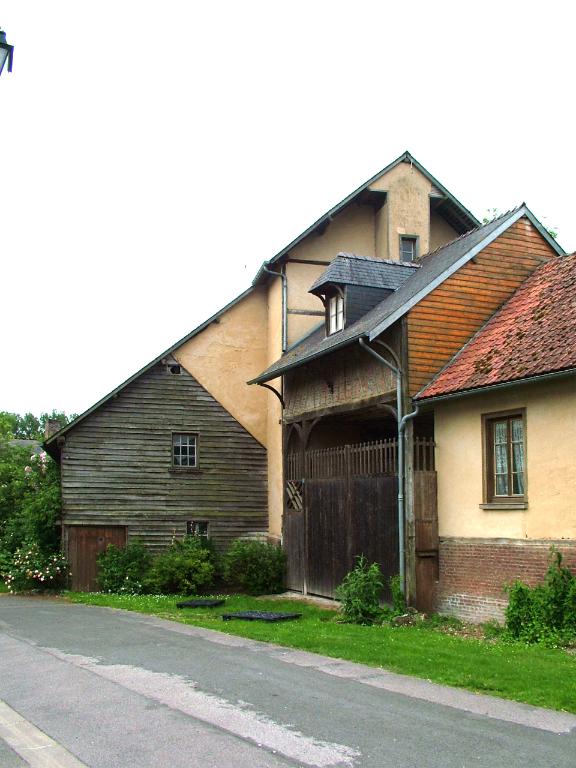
[{"xmin": 0, "ymin": 597, "xmax": 575, "ymax": 768}]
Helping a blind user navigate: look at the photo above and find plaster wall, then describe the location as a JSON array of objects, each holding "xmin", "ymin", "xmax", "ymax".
[
  {"xmin": 174, "ymin": 288, "xmax": 269, "ymax": 447},
  {"xmin": 429, "ymin": 210, "xmax": 459, "ymax": 253},
  {"xmin": 434, "ymin": 376, "xmax": 576, "ymax": 540},
  {"xmin": 288, "ymin": 205, "xmax": 375, "ymax": 263},
  {"xmin": 370, "ymin": 163, "xmax": 432, "ymax": 260},
  {"xmin": 266, "ymin": 276, "xmax": 284, "ymax": 539}
]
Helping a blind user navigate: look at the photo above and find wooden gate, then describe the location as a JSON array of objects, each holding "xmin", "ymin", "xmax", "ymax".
[
  {"xmin": 284, "ymin": 440, "xmax": 399, "ymax": 599},
  {"xmin": 65, "ymin": 525, "xmax": 127, "ymax": 591}
]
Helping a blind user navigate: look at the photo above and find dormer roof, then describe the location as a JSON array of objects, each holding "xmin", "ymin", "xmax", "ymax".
[{"xmin": 309, "ymin": 252, "xmax": 419, "ymax": 295}]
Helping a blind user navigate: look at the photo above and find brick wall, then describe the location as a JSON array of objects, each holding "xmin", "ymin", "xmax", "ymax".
[{"xmin": 435, "ymin": 537, "xmax": 576, "ymax": 622}]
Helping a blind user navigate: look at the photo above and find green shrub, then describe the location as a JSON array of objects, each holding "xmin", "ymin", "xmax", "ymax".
[
  {"xmin": 96, "ymin": 542, "xmax": 152, "ymax": 594},
  {"xmin": 335, "ymin": 555, "xmax": 383, "ymax": 624},
  {"xmin": 223, "ymin": 539, "xmax": 285, "ymax": 595},
  {"xmin": 148, "ymin": 536, "xmax": 216, "ymax": 595},
  {"xmin": 505, "ymin": 548, "xmax": 576, "ymax": 646},
  {"xmin": 3, "ymin": 542, "xmax": 68, "ymax": 592}
]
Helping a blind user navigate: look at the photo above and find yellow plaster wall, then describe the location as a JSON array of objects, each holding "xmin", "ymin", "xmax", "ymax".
[
  {"xmin": 370, "ymin": 163, "xmax": 431, "ymax": 260},
  {"xmin": 288, "ymin": 205, "xmax": 375, "ymax": 262},
  {"xmin": 266, "ymin": 276, "xmax": 284, "ymax": 539},
  {"xmin": 435, "ymin": 377, "xmax": 576, "ymax": 540},
  {"xmin": 429, "ymin": 210, "xmax": 459, "ymax": 253},
  {"xmin": 174, "ymin": 288, "xmax": 269, "ymax": 446}
]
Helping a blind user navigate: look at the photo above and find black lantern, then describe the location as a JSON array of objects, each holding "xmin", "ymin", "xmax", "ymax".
[{"xmin": 0, "ymin": 29, "xmax": 14, "ymax": 77}]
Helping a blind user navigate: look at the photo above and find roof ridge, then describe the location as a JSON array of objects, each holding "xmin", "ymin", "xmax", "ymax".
[{"xmin": 336, "ymin": 252, "xmax": 420, "ymax": 268}]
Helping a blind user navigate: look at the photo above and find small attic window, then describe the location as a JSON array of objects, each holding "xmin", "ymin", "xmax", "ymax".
[
  {"xmin": 328, "ymin": 294, "xmax": 344, "ymax": 334},
  {"xmin": 400, "ymin": 236, "xmax": 418, "ymax": 263},
  {"xmin": 169, "ymin": 364, "xmax": 181, "ymax": 375}
]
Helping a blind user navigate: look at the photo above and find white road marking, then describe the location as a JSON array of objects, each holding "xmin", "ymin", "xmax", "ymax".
[
  {"xmin": 0, "ymin": 700, "xmax": 88, "ymax": 768},
  {"xmin": 45, "ymin": 648, "xmax": 360, "ymax": 768}
]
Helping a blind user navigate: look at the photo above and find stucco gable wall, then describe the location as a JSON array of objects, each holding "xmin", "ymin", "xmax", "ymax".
[
  {"xmin": 434, "ymin": 376, "xmax": 576, "ymax": 541},
  {"xmin": 174, "ymin": 287, "xmax": 269, "ymax": 446}
]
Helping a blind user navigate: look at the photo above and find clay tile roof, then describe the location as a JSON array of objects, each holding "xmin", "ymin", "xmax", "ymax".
[{"xmin": 416, "ymin": 253, "xmax": 576, "ymax": 400}]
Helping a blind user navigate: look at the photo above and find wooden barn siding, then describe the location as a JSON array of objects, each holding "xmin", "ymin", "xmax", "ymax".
[
  {"xmin": 61, "ymin": 363, "xmax": 268, "ymax": 552},
  {"xmin": 407, "ymin": 218, "xmax": 558, "ymax": 395}
]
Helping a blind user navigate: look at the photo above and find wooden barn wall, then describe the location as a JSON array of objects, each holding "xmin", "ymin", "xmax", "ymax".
[
  {"xmin": 284, "ymin": 328, "xmax": 400, "ymax": 422},
  {"xmin": 407, "ymin": 217, "xmax": 558, "ymax": 395},
  {"xmin": 60, "ymin": 363, "xmax": 268, "ymax": 553}
]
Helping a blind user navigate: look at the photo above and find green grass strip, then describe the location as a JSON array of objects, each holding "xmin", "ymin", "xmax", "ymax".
[{"xmin": 65, "ymin": 592, "xmax": 576, "ymax": 714}]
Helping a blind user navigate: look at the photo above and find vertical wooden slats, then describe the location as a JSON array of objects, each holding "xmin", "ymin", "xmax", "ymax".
[{"xmin": 286, "ymin": 437, "xmax": 435, "ymax": 479}]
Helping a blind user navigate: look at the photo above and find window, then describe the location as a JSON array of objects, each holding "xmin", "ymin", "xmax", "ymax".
[
  {"xmin": 169, "ymin": 364, "xmax": 181, "ymax": 375},
  {"xmin": 400, "ymin": 236, "xmax": 418, "ymax": 263},
  {"xmin": 187, "ymin": 520, "xmax": 209, "ymax": 537},
  {"xmin": 484, "ymin": 412, "xmax": 526, "ymax": 503},
  {"xmin": 328, "ymin": 294, "xmax": 344, "ymax": 334},
  {"xmin": 172, "ymin": 433, "xmax": 197, "ymax": 468}
]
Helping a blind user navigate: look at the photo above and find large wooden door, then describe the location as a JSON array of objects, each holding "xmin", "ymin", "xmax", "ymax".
[{"xmin": 66, "ymin": 525, "xmax": 126, "ymax": 591}]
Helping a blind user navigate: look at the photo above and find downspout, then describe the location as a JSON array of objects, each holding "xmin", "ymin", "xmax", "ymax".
[
  {"xmin": 262, "ymin": 264, "xmax": 288, "ymax": 353},
  {"xmin": 358, "ymin": 337, "xmax": 418, "ymax": 596}
]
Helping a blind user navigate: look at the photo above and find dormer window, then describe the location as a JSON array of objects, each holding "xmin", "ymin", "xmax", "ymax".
[{"xmin": 328, "ymin": 294, "xmax": 344, "ymax": 334}]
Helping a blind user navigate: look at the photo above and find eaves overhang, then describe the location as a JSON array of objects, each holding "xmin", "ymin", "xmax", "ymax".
[
  {"xmin": 247, "ymin": 332, "xmax": 368, "ymax": 385},
  {"xmin": 252, "ymin": 151, "xmax": 481, "ymax": 286},
  {"xmin": 414, "ymin": 367, "xmax": 576, "ymax": 406}
]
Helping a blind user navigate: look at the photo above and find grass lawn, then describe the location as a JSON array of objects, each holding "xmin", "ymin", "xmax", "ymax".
[
  {"xmin": 0, "ymin": 581, "xmax": 8, "ymax": 593},
  {"xmin": 65, "ymin": 591, "xmax": 576, "ymax": 714}
]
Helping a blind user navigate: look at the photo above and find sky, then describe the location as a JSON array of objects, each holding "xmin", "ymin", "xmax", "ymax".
[{"xmin": 1, "ymin": 1, "xmax": 575, "ymax": 418}]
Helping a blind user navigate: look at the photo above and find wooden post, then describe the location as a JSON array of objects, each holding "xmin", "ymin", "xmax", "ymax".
[{"xmin": 404, "ymin": 418, "xmax": 417, "ymax": 605}]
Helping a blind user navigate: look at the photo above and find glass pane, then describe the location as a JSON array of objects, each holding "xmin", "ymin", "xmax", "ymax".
[
  {"xmin": 511, "ymin": 418, "xmax": 523, "ymax": 442},
  {"xmin": 495, "ymin": 473, "xmax": 509, "ymax": 495},
  {"xmin": 513, "ymin": 471, "xmax": 524, "ymax": 495},
  {"xmin": 494, "ymin": 421, "xmax": 507, "ymax": 443},
  {"xmin": 495, "ymin": 443, "xmax": 508, "ymax": 475},
  {"xmin": 512, "ymin": 441, "xmax": 524, "ymax": 474}
]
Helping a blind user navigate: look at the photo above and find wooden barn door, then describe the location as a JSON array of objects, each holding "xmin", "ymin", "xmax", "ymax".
[
  {"xmin": 66, "ymin": 525, "xmax": 126, "ymax": 592},
  {"xmin": 285, "ymin": 439, "xmax": 399, "ymax": 599}
]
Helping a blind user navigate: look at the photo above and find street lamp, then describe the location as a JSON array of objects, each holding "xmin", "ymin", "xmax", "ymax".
[{"xmin": 0, "ymin": 29, "xmax": 14, "ymax": 77}]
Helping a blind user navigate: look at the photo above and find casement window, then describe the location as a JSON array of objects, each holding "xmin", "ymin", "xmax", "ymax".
[
  {"xmin": 187, "ymin": 520, "xmax": 209, "ymax": 537},
  {"xmin": 483, "ymin": 411, "xmax": 526, "ymax": 505},
  {"xmin": 172, "ymin": 433, "xmax": 198, "ymax": 468},
  {"xmin": 328, "ymin": 294, "xmax": 344, "ymax": 334},
  {"xmin": 400, "ymin": 236, "xmax": 418, "ymax": 263}
]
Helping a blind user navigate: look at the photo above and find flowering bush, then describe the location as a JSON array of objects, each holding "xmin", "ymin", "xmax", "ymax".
[
  {"xmin": 0, "ymin": 444, "xmax": 61, "ymax": 572},
  {"xmin": 4, "ymin": 543, "xmax": 69, "ymax": 593}
]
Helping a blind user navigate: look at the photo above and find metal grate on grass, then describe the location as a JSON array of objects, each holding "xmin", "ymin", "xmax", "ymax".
[
  {"xmin": 222, "ymin": 611, "xmax": 302, "ymax": 622},
  {"xmin": 176, "ymin": 599, "xmax": 226, "ymax": 609}
]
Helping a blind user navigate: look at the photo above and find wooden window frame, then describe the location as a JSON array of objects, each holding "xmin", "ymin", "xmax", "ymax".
[
  {"xmin": 399, "ymin": 234, "xmax": 419, "ymax": 263},
  {"xmin": 481, "ymin": 409, "xmax": 527, "ymax": 510},
  {"xmin": 326, "ymin": 291, "xmax": 345, "ymax": 335},
  {"xmin": 171, "ymin": 432, "xmax": 199, "ymax": 471},
  {"xmin": 187, "ymin": 520, "xmax": 209, "ymax": 538}
]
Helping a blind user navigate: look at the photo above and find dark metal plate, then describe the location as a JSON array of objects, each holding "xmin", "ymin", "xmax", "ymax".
[{"xmin": 222, "ymin": 611, "xmax": 302, "ymax": 622}]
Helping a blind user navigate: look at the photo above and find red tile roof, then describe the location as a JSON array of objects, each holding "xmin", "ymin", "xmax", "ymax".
[{"xmin": 416, "ymin": 253, "xmax": 576, "ymax": 400}]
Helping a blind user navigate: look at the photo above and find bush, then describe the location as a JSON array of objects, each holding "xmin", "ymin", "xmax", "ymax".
[
  {"xmin": 148, "ymin": 536, "xmax": 216, "ymax": 595},
  {"xmin": 223, "ymin": 539, "xmax": 285, "ymax": 595},
  {"xmin": 335, "ymin": 555, "xmax": 383, "ymax": 624},
  {"xmin": 505, "ymin": 548, "xmax": 576, "ymax": 646},
  {"xmin": 3, "ymin": 542, "xmax": 68, "ymax": 592},
  {"xmin": 96, "ymin": 542, "xmax": 152, "ymax": 594}
]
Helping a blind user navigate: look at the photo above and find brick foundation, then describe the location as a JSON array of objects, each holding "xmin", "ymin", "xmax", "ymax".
[{"xmin": 434, "ymin": 538, "xmax": 576, "ymax": 623}]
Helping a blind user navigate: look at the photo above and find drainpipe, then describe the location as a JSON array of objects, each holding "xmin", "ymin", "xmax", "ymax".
[
  {"xmin": 262, "ymin": 264, "xmax": 288, "ymax": 353},
  {"xmin": 358, "ymin": 337, "xmax": 418, "ymax": 596}
]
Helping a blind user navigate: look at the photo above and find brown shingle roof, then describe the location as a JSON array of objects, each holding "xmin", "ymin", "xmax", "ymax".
[{"xmin": 416, "ymin": 253, "xmax": 576, "ymax": 400}]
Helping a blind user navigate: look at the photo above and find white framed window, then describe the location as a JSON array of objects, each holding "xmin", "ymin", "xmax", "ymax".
[
  {"xmin": 328, "ymin": 294, "xmax": 344, "ymax": 334},
  {"xmin": 172, "ymin": 433, "xmax": 198, "ymax": 468}
]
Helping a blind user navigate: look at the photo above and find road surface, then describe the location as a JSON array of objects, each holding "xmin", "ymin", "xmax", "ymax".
[{"xmin": 0, "ymin": 596, "xmax": 575, "ymax": 767}]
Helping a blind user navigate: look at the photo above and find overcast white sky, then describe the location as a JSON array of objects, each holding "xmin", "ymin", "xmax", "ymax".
[{"xmin": 1, "ymin": 1, "xmax": 575, "ymax": 417}]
